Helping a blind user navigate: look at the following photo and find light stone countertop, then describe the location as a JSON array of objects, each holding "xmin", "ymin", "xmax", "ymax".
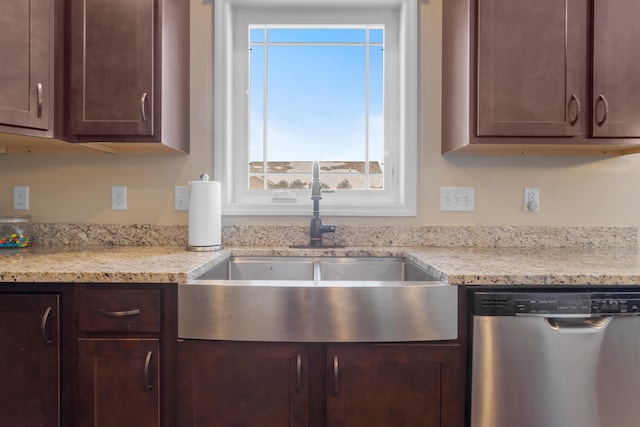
[
  {"xmin": 0, "ymin": 246, "xmax": 230, "ymax": 284},
  {"xmin": 3, "ymin": 245, "xmax": 640, "ymax": 286},
  {"xmin": 404, "ymin": 247, "xmax": 640, "ymax": 285}
]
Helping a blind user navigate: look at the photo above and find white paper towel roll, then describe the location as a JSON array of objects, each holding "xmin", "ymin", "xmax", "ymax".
[{"xmin": 187, "ymin": 178, "xmax": 222, "ymax": 249}]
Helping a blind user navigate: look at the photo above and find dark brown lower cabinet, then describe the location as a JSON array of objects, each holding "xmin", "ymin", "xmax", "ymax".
[
  {"xmin": 74, "ymin": 284, "xmax": 177, "ymax": 427},
  {"xmin": 76, "ymin": 338, "xmax": 160, "ymax": 427},
  {"xmin": 178, "ymin": 341, "xmax": 309, "ymax": 427},
  {"xmin": 0, "ymin": 294, "xmax": 60, "ymax": 426},
  {"xmin": 178, "ymin": 341, "xmax": 465, "ymax": 427},
  {"xmin": 327, "ymin": 343, "xmax": 465, "ymax": 427}
]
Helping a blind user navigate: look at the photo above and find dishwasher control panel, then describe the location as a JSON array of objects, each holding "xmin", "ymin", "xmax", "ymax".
[{"xmin": 473, "ymin": 291, "xmax": 640, "ymax": 316}]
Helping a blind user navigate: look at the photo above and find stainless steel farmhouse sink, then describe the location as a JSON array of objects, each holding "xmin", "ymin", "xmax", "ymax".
[
  {"xmin": 179, "ymin": 256, "xmax": 457, "ymax": 342},
  {"xmin": 195, "ymin": 256, "xmax": 440, "ymax": 282}
]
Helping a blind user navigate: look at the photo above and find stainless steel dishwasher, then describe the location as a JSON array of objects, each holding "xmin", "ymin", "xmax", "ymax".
[{"xmin": 470, "ymin": 289, "xmax": 640, "ymax": 427}]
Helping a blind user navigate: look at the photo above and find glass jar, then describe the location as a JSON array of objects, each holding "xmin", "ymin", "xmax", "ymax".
[{"xmin": 0, "ymin": 216, "xmax": 33, "ymax": 248}]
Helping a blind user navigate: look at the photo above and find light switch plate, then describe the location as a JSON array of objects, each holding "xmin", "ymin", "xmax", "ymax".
[{"xmin": 440, "ymin": 187, "xmax": 474, "ymax": 212}]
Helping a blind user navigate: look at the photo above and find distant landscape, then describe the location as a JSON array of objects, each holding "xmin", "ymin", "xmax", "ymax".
[{"xmin": 248, "ymin": 161, "xmax": 383, "ymax": 190}]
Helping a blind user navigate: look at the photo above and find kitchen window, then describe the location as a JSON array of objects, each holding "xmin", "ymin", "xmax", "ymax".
[{"xmin": 214, "ymin": 0, "xmax": 417, "ymax": 216}]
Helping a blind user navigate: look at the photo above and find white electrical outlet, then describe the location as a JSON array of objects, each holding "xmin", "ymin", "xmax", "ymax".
[
  {"xmin": 524, "ymin": 187, "xmax": 540, "ymax": 212},
  {"xmin": 440, "ymin": 187, "xmax": 475, "ymax": 212},
  {"xmin": 13, "ymin": 185, "xmax": 29, "ymax": 210},
  {"xmin": 174, "ymin": 186, "xmax": 189, "ymax": 211},
  {"xmin": 112, "ymin": 186, "xmax": 127, "ymax": 210}
]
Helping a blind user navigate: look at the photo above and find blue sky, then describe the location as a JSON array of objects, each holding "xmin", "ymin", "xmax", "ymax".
[{"xmin": 249, "ymin": 27, "xmax": 384, "ymax": 164}]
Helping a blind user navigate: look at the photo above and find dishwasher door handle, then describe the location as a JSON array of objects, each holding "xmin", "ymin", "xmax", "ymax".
[{"xmin": 545, "ymin": 317, "xmax": 611, "ymax": 332}]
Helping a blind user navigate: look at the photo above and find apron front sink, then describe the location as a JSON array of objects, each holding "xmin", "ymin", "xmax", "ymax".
[{"xmin": 180, "ymin": 255, "xmax": 456, "ymax": 342}]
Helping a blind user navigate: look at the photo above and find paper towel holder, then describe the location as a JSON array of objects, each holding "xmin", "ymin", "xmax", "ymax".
[{"xmin": 186, "ymin": 173, "xmax": 224, "ymax": 252}]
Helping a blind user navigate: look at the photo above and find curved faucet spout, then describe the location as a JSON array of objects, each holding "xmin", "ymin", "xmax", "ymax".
[{"xmin": 311, "ymin": 161, "xmax": 322, "ymax": 199}]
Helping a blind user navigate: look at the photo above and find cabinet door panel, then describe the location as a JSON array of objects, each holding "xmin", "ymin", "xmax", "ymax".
[
  {"xmin": 327, "ymin": 344, "xmax": 464, "ymax": 427},
  {"xmin": 77, "ymin": 338, "xmax": 160, "ymax": 427},
  {"xmin": 592, "ymin": 0, "xmax": 640, "ymax": 137},
  {"xmin": 178, "ymin": 341, "xmax": 308, "ymax": 427},
  {"xmin": 69, "ymin": 0, "xmax": 154, "ymax": 136},
  {"xmin": 0, "ymin": 294, "xmax": 59, "ymax": 426},
  {"xmin": 477, "ymin": 0, "xmax": 586, "ymax": 137},
  {"xmin": 0, "ymin": 0, "xmax": 50, "ymax": 130}
]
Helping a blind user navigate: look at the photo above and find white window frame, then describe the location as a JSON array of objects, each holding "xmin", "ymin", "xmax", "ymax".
[{"xmin": 214, "ymin": 0, "xmax": 417, "ymax": 216}]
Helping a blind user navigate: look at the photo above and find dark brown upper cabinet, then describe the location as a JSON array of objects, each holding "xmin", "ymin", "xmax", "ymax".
[
  {"xmin": 592, "ymin": 0, "xmax": 640, "ymax": 137},
  {"xmin": 0, "ymin": 0, "xmax": 59, "ymax": 136},
  {"xmin": 443, "ymin": 0, "xmax": 640, "ymax": 155},
  {"xmin": 476, "ymin": 0, "xmax": 586, "ymax": 137},
  {"xmin": 0, "ymin": 0, "xmax": 99, "ymax": 154},
  {"xmin": 67, "ymin": 0, "xmax": 189, "ymax": 153},
  {"xmin": 69, "ymin": 0, "xmax": 154, "ymax": 137}
]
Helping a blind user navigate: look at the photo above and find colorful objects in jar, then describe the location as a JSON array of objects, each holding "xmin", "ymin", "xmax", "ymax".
[
  {"xmin": 0, "ymin": 216, "xmax": 33, "ymax": 248},
  {"xmin": 0, "ymin": 232, "xmax": 32, "ymax": 248}
]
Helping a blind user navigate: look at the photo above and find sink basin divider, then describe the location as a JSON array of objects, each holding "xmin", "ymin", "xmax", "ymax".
[{"xmin": 314, "ymin": 261, "xmax": 321, "ymax": 283}]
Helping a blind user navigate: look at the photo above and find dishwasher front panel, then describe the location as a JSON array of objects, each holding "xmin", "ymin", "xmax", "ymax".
[{"xmin": 471, "ymin": 314, "xmax": 640, "ymax": 427}]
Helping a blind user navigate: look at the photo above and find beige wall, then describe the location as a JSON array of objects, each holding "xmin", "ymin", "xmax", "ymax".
[{"xmin": 1, "ymin": 0, "xmax": 640, "ymax": 227}]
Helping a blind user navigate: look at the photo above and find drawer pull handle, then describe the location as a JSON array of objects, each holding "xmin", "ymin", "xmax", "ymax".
[
  {"xmin": 40, "ymin": 306, "xmax": 53, "ymax": 346},
  {"xmin": 568, "ymin": 93, "xmax": 581, "ymax": 126},
  {"xmin": 296, "ymin": 353, "xmax": 302, "ymax": 394},
  {"xmin": 141, "ymin": 92, "xmax": 148, "ymax": 122},
  {"xmin": 144, "ymin": 351, "xmax": 153, "ymax": 392},
  {"xmin": 333, "ymin": 355, "xmax": 339, "ymax": 397},
  {"xmin": 595, "ymin": 94, "xmax": 609, "ymax": 127},
  {"xmin": 98, "ymin": 308, "xmax": 141, "ymax": 317},
  {"xmin": 36, "ymin": 83, "xmax": 43, "ymax": 118}
]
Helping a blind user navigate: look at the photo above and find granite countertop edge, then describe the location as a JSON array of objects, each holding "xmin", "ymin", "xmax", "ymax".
[{"xmin": 3, "ymin": 245, "xmax": 640, "ymax": 286}]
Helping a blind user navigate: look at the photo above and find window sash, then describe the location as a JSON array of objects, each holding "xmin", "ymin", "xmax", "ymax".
[{"xmin": 248, "ymin": 26, "xmax": 384, "ymax": 191}]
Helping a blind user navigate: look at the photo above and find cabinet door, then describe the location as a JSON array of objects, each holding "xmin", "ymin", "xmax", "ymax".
[
  {"xmin": 592, "ymin": 0, "xmax": 640, "ymax": 137},
  {"xmin": 0, "ymin": 0, "xmax": 50, "ymax": 130},
  {"xmin": 69, "ymin": 0, "xmax": 154, "ymax": 136},
  {"xmin": 0, "ymin": 294, "xmax": 59, "ymax": 426},
  {"xmin": 327, "ymin": 344, "xmax": 464, "ymax": 427},
  {"xmin": 178, "ymin": 341, "xmax": 309, "ymax": 427},
  {"xmin": 477, "ymin": 0, "xmax": 586, "ymax": 136},
  {"xmin": 77, "ymin": 338, "xmax": 160, "ymax": 427}
]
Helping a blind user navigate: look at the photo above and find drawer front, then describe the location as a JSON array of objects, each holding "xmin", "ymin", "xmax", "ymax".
[{"xmin": 78, "ymin": 290, "xmax": 161, "ymax": 333}]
